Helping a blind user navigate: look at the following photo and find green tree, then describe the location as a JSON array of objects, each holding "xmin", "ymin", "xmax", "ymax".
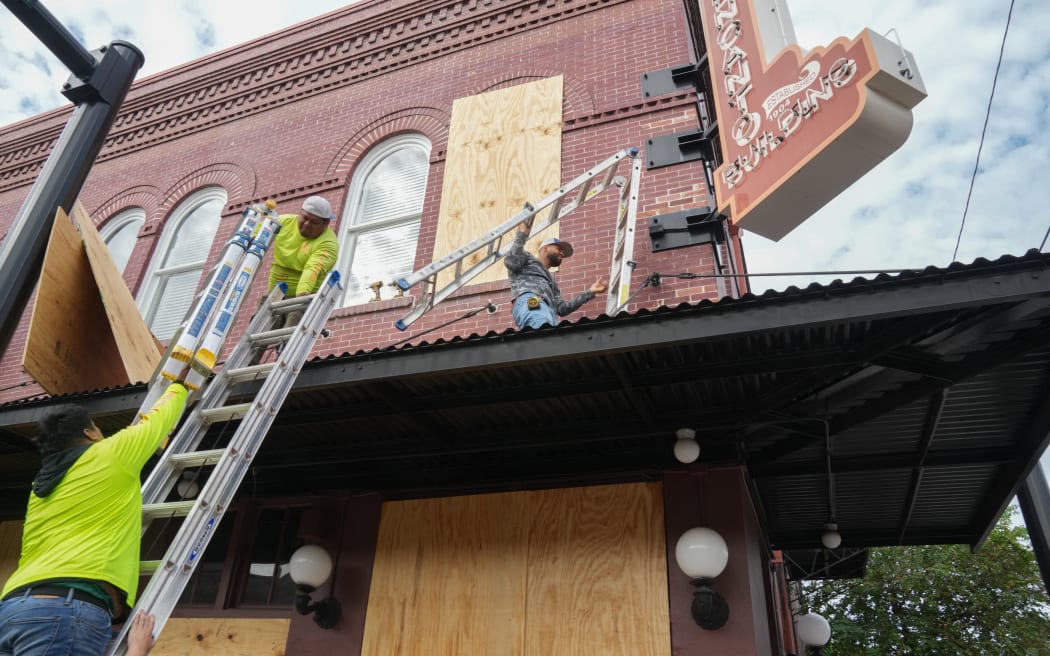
[{"xmin": 802, "ymin": 507, "xmax": 1050, "ymax": 655}]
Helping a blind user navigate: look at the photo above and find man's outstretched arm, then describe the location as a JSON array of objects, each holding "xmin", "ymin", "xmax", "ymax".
[
  {"xmin": 503, "ymin": 221, "xmax": 532, "ymax": 273},
  {"xmin": 552, "ymin": 278, "xmax": 607, "ymax": 316}
]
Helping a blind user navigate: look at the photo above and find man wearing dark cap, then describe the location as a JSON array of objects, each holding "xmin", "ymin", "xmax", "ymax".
[
  {"xmin": 264, "ymin": 195, "xmax": 340, "ymax": 326},
  {"xmin": 0, "ymin": 383, "xmax": 187, "ymax": 655},
  {"xmin": 504, "ymin": 219, "xmax": 607, "ymax": 329}
]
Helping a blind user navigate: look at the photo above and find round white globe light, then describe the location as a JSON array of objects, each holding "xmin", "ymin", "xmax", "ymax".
[
  {"xmin": 821, "ymin": 524, "xmax": 842, "ymax": 549},
  {"xmin": 674, "ymin": 438, "xmax": 701, "ymax": 463},
  {"xmin": 289, "ymin": 544, "xmax": 333, "ymax": 588},
  {"xmin": 796, "ymin": 612, "xmax": 831, "ymax": 646},
  {"xmin": 674, "ymin": 527, "xmax": 728, "ymax": 579}
]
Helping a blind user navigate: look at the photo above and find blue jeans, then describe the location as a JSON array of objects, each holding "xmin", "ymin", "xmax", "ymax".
[
  {"xmin": 0, "ymin": 591, "xmax": 112, "ymax": 656},
  {"xmin": 512, "ymin": 295, "xmax": 557, "ymax": 329}
]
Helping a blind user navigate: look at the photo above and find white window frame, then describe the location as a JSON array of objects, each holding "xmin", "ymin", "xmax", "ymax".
[
  {"xmin": 99, "ymin": 207, "xmax": 145, "ymax": 274},
  {"xmin": 137, "ymin": 187, "xmax": 226, "ymax": 339},
  {"xmin": 337, "ymin": 134, "xmax": 431, "ymax": 306}
]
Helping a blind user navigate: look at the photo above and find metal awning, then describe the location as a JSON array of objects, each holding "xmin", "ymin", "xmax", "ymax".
[{"xmin": 3, "ymin": 250, "xmax": 1049, "ymax": 579}]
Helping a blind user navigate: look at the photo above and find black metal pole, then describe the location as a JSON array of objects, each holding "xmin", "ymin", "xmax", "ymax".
[
  {"xmin": 2, "ymin": 0, "xmax": 97, "ymax": 77},
  {"xmin": 1017, "ymin": 460, "xmax": 1050, "ymax": 599},
  {"xmin": 0, "ymin": 0, "xmax": 144, "ymax": 355}
]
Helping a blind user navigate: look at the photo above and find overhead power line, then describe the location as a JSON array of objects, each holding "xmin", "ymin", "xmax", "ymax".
[{"xmin": 952, "ymin": 0, "xmax": 1016, "ymax": 263}]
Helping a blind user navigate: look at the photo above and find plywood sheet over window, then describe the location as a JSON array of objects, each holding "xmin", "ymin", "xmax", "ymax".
[
  {"xmin": 435, "ymin": 76, "xmax": 563, "ymax": 289},
  {"xmin": 524, "ymin": 485, "xmax": 670, "ymax": 656},
  {"xmin": 362, "ymin": 492, "xmax": 529, "ymax": 656},
  {"xmin": 360, "ymin": 483, "xmax": 669, "ymax": 656},
  {"xmin": 152, "ymin": 618, "xmax": 290, "ymax": 655}
]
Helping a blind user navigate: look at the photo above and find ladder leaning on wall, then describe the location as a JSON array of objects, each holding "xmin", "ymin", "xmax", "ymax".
[
  {"xmin": 392, "ymin": 147, "xmax": 643, "ymax": 330},
  {"xmin": 105, "ymin": 203, "xmax": 342, "ymax": 655}
]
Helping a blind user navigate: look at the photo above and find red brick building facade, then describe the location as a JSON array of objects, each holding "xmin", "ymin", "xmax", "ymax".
[{"xmin": 0, "ymin": 0, "xmax": 736, "ymax": 404}]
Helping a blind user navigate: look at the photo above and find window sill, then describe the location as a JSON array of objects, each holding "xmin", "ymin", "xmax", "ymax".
[
  {"xmin": 333, "ymin": 296, "xmax": 414, "ymax": 318},
  {"xmin": 331, "ymin": 281, "xmax": 511, "ymax": 319}
]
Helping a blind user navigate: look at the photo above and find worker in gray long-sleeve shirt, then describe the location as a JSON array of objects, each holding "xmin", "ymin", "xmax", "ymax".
[{"xmin": 504, "ymin": 218, "xmax": 607, "ymax": 329}]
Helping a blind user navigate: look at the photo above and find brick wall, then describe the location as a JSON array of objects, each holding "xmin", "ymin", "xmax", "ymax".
[{"xmin": 0, "ymin": 0, "xmax": 737, "ymax": 403}]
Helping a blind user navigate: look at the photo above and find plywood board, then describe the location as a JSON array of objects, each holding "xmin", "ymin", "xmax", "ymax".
[
  {"xmin": 72, "ymin": 202, "xmax": 161, "ymax": 383},
  {"xmin": 0, "ymin": 521, "xmax": 24, "ymax": 590},
  {"xmin": 360, "ymin": 492, "xmax": 529, "ymax": 656},
  {"xmin": 152, "ymin": 618, "xmax": 290, "ymax": 656},
  {"xmin": 435, "ymin": 76, "xmax": 563, "ymax": 289},
  {"xmin": 22, "ymin": 208, "xmax": 130, "ymax": 394},
  {"xmin": 361, "ymin": 483, "xmax": 669, "ymax": 656},
  {"xmin": 524, "ymin": 483, "xmax": 670, "ymax": 656}
]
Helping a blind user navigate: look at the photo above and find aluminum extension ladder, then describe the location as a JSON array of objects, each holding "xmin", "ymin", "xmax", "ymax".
[
  {"xmin": 104, "ymin": 200, "xmax": 342, "ymax": 654},
  {"xmin": 393, "ymin": 147, "xmax": 642, "ymax": 330},
  {"xmin": 106, "ymin": 273, "xmax": 340, "ymax": 655}
]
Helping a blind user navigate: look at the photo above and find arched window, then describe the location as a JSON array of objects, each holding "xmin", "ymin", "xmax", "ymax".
[
  {"xmin": 138, "ymin": 187, "xmax": 226, "ymax": 339},
  {"xmin": 338, "ymin": 134, "xmax": 431, "ymax": 306},
  {"xmin": 99, "ymin": 207, "xmax": 145, "ymax": 274}
]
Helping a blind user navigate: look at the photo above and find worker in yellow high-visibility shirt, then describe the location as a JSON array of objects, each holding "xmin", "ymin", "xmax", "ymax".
[
  {"xmin": 0, "ymin": 383, "xmax": 187, "ymax": 656},
  {"xmin": 264, "ymin": 195, "xmax": 339, "ymax": 327}
]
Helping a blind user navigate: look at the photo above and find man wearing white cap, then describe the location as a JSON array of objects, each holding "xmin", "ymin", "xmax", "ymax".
[
  {"xmin": 504, "ymin": 219, "xmax": 607, "ymax": 329},
  {"xmin": 255, "ymin": 195, "xmax": 340, "ymax": 331}
]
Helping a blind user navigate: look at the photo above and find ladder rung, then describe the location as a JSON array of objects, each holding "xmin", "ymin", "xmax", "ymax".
[
  {"xmin": 574, "ymin": 179, "xmax": 593, "ymax": 205},
  {"xmin": 270, "ymin": 295, "xmax": 313, "ymax": 312},
  {"xmin": 142, "ymin": 500, "xmax": 196, "ymax": 521},
  {"xmin": 139, "ymin": 560, "xmax": 161, "ymax": 576},
  {"xmin": 198, "ymin": 402, "xmax": 253, "ymax": 424},
  {"xmin": 168, "ymin": 448, "xmax": 227, "ymax": 468},
  {"xmin": 249, "ymin": 326, "xmax": 296, "ymax": 346},
  {"xmin": 546, "ymin": 196, "xmax": 564, "ymax": 223},
  {"xmin": 223, "ymin": 362, "xmax": 276, "ymax": 384}
]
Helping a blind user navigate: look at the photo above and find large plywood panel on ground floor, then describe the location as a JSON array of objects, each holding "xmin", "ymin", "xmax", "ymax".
[
  {"xmin": 22, "ymin": 208, "xmax": 129, "ymax": 394},
  {"xmin": 361, "ymin": 483, "xmax": 669, "ymax": 656},
  {"xmin": 435, "ymin": 76, "xmax": 563, "ymax": 290},
  {"xmin": 152, "ymin": 618, "xmax": 290, "ymax": 655},
  {"xmin": 524, "ymin": 483, "xmax": 670, "ymax": 656},
  {"xmin": 0, "ymin": 521, "xmax": 24, "ymax": 590},
  {"xmin": 361, "ymin": 492, "xmax": 529, "ymax": 656},
  {"xmin": 72, "ymin": 202, "xmax": 161, "ymax": 383}
]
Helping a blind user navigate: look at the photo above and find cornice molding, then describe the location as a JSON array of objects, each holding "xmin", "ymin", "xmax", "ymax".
[{"xmin": 1, "ymin": 0, "xmax": 630, "ymax": 195}]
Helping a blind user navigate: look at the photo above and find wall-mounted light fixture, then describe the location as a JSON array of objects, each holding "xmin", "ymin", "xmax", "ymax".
[
  {"xmin": 289, "ymin": 544, "xmax": 341, "ymax": 629},
  {"xmin": 796, "ymin": 611, "xmax": 831, "ymax": 654},
  {"xmin": 674, "ymin": 526, "xmax": 729, "ymax": 629},
  {"xmin": 673, "ymin": 427, "xmax": 700, "ymax": 464}
]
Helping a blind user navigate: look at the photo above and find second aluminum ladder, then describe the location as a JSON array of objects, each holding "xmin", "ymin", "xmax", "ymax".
[{"xmin": 393, "ymin": 147, "xmax": 642, "ymax": 330}]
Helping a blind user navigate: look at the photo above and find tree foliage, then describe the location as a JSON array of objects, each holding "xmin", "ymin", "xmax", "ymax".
[{"xmin": 802, "ymin": 508, "xmax": 1050, "ymax": 655}]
